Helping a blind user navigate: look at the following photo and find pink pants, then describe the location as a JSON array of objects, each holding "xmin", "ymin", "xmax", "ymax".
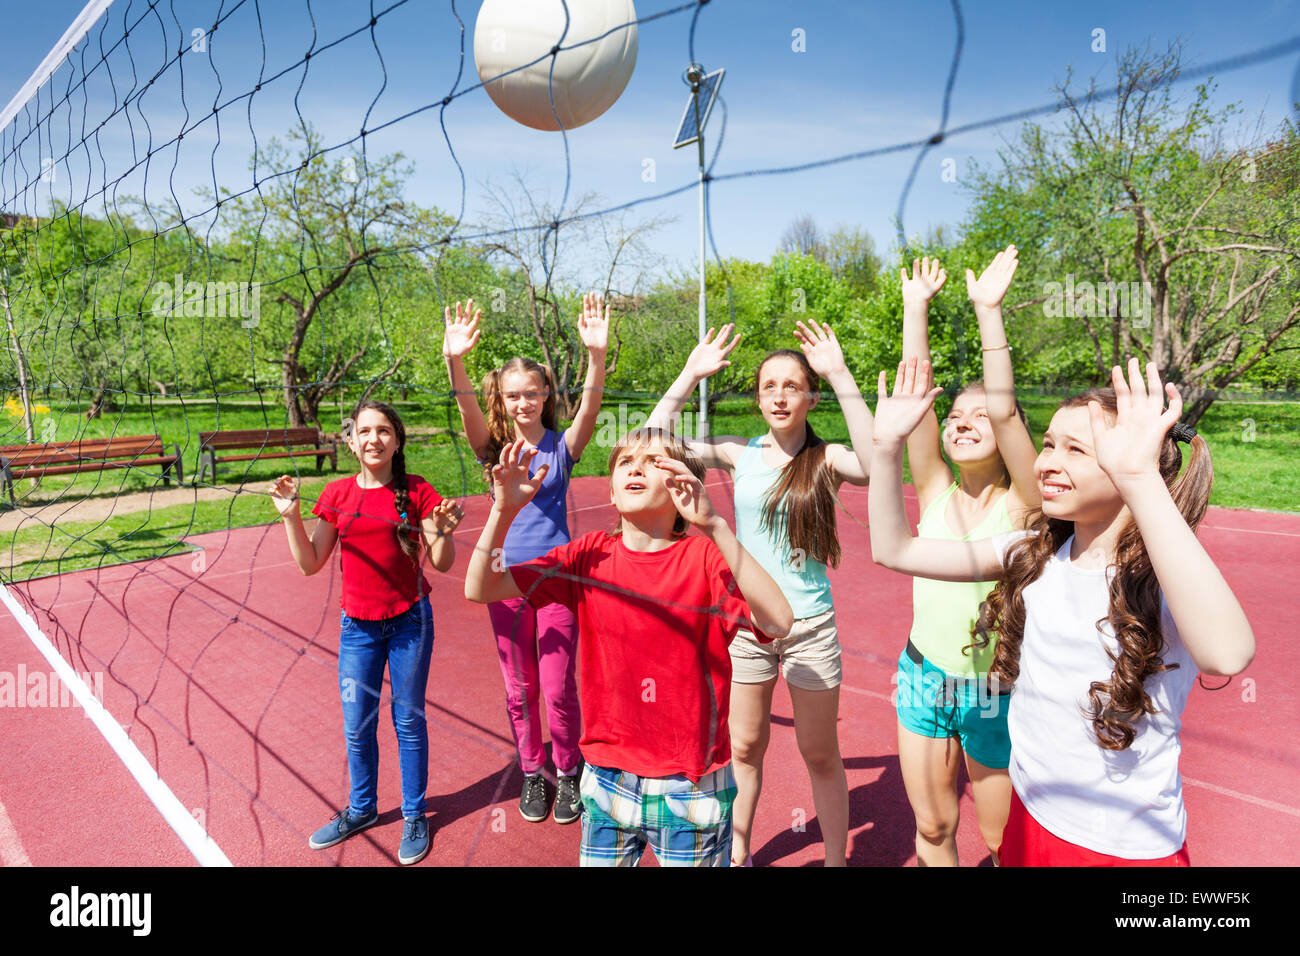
[{"xmin": 488, "ymin": 597, "xmax": 581, "ymax": 776}]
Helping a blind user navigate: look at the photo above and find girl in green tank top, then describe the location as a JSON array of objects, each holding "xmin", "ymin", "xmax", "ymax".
[
  {"xmin": 649, "ymin": 320, "xmax": 873, "ymax": 867},
  {"xmin": 895, "ymin": 249, "xmax": 1040, "ymax": 867}
]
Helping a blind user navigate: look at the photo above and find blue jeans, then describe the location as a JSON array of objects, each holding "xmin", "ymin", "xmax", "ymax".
[{"xmin": 338, "ymin": 596, "xmax": 434, "ymax": 818}]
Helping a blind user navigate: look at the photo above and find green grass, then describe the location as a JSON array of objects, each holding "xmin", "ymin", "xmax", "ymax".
[{"xmin": 3, "ymin": 392, "xmax": 1296, "ymax": 582}]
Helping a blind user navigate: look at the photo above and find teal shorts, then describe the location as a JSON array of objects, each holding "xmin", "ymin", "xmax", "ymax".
[{"xmin": 894, "ymin": 642, "xmax": 1011, "ymax": 769}]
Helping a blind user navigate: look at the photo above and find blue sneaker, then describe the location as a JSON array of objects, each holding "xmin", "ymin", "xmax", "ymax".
[
  {"xmin": 398, "ymin": 815, "xmax": 430, "ymax": 865},
  {"xmin": 308, "ymin": 807, "xmax": 378, "ymax": 850}
]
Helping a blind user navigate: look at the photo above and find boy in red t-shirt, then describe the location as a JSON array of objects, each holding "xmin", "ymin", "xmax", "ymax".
[{"xmin": 465, "ymin": 427, "xmax": 794, "ymax": 866}]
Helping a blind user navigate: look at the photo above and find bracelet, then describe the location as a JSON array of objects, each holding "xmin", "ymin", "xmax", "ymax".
[{"xmin": 981, "ymin": 344, "xmax": 1011, "ymax": 352}]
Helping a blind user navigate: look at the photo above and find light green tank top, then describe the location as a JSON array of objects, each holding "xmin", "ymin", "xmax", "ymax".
[
  {"xmin": 732, "ymin": 437, "xmax": 834, "ymax": 620},
  {"xmin": 908, "ymin": 482, "xmax": 1014, "ymax": 676}
]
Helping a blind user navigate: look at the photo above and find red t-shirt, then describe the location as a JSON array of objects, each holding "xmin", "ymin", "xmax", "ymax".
[
  {"xmin": 510, "ymin": 530, "xmax": 771, "ymax": 781},
  {"xmin": 312, "ymin": 474, "xmax": 443, "ymax": 620}
]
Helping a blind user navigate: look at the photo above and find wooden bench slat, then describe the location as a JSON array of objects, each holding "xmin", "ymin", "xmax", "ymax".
[
  {"xmin": 210, "ymin": 449, "xmax": 331, "ymax": 464},
  {"xmin": 11, "ymin": 457, "xmax": 181, "ymax": 478}
]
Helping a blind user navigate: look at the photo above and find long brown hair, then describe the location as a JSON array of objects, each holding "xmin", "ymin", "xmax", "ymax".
[
  {"xmin": 348, "ymin": 400, "xmax": 421, "ymax": 567},
  {"xmin": 755, "ymin": 350, "xmax": 842, "ymax": 568},
  {"xmin": 480, "ymin": 357, "xmax": 558, "ymax": 478},
  {"xmin": 972, "ymin": 387, "xmax": 1214, "ymax": 750},
  {"xmin": 606, "ymin": 427, "xmax": 707, "ymax": 538}
]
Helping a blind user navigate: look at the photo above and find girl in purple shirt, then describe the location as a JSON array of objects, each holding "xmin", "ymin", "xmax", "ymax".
[{"xmin": 443, "ymin": 293, "xmax": 610, "ymax": 825}]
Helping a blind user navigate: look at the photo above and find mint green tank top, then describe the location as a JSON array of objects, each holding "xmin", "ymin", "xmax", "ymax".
[
  {"xmin": 908, "ymin": 482, "xmax": 1014, "ymax": 676},
  {"xmin": 732, "ymin": 437, "xmax": 834, "ymax": 619}
]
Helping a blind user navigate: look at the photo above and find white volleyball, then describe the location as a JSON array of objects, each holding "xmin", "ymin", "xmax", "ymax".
[{"xmin": 473, "ymin": 0, "xmax": 639, "ymax": 131}]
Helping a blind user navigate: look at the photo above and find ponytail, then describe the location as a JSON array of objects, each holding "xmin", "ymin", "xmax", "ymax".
[{"xmin": 390, "ymin": 447, "xmax": 421, "ymax": 567}]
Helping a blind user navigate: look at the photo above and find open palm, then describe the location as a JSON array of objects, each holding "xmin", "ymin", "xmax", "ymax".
[
  {"xmin": 794, "ymin": 320, "xmax": 847, "ymax": 378},
  {"xmin": 965, "ymin": 245, "xmax": 1019, "ymax": 310},
  {"xmin": 684, "ymin": 323, "xmax": 742, "ymax": 380},
  {"xmin": 900, "ymin": 257, "xmax": 947, "ymax": 306},
  {"xmin": 874, "ymin": 357, "xmax": 943, "ymax": 446},
  {"xmin": 577, "ymin": 292, "xmax": 610, "ymax": 352},
  {"xmin": 442, "ymin": 299, "xmax": 481, "ymax": 358},
  {"xmin": 1089, "ymin": 358, "xmax": 1182, "ymax": 483},
  {"xmin": 491, "ymin": 440, "xmax": 550, "ymax": 512}
]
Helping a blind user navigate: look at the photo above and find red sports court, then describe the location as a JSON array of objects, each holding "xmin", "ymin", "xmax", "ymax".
[{"xmin": 0, "ymin": 476, "xmax": 1294, "ymax": 867}]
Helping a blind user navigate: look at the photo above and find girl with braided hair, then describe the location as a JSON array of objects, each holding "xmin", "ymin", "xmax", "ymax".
[
  {"xmin": 271, "ymin": 400, "xmax": 463, "ymax": 865},
  {"xmin": 868, "ymin": 356, "xmax": 1254, "ymax": 866}
]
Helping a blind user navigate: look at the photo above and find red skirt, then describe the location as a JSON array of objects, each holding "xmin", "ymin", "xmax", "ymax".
[{"xmin": 1000, "ymin": 789, "xmax": 1191, "ymax": 867}]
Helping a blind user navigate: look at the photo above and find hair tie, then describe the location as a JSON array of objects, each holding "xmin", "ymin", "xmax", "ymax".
[
  {"xmin": 399, "ymin": 511, "xmax": 408, "ymax": 521},
  {"xmin": 1170, "ymin": 422, "xmax": 1197, "ymax": 444}
]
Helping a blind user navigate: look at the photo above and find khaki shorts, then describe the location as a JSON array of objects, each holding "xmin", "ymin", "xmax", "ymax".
[{"xmin": 729, "ymin": 609, "xmax": 841, "ymax": 691}]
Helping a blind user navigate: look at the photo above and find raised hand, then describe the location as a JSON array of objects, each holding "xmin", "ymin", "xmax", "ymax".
[
  {"xmin": 683, "ymin": 323, "xmax": 742, "ymax": 381},
  {"xmin": 269, "ymin": 475, "xmax": 300, "ymax": 517},
  {"xmin": 577, "ymin": 292, "xmax": 610, "ymax": 354},
  {"xmin": 965, "ymin": 245, "xmax": 1019, "ymax": 310},
  {"xmin": 794, "ymin": 320, "xmax": 848, "ymax": 378},
  {"xmin": 873, "ymin": 357, "xmax": 944, "ymax": 447},
  {"xmin": 490, "ymin": 439, "xmax": 550, "ymax": 513},
  {"xmin": 442, "ymin": 299, "xmax": 482, "ymax": 359},
  {"xmin": 1088, "ymin": 358, "xmax": 1183, "ymax": 486},
  {"xmin": 430, "ymin": 498, "xmax": 465, "ymax": 535},
  {"xmin": 900, "ymin": 257, "xmax": 947, "ymax": 306},
  {"xmin": 653, "ymin": 455, "xmax": 718, "ymax": 530}
]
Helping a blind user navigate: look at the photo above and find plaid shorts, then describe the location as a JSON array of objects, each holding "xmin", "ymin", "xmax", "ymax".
[{"xmin": 578, "ymin": 763, "xmax": 737, "ymax": 867}]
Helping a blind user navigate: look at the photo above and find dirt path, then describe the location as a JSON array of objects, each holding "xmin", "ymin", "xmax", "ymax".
[{"xmin": 0, "ymin": 482, "xmax": 250, "ymax": 534}]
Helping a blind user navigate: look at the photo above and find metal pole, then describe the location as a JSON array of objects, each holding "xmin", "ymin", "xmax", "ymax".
[
  {"xmin": 693, "ymin": 80, "xmax": 709, "ymax": 438},
  {"xmin": 697, "ymin": 162, "xmax": 708, "ymax": 438}
]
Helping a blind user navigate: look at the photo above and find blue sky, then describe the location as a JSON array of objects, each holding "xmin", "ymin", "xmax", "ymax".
[{"xmin": 2, "ymin": 0, "xmax": 1298, "ymax": 288}]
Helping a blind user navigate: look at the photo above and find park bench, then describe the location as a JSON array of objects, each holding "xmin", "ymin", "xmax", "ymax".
[
  {"xmin": 0, "ymin": 435, "xmax": 184, "ymax": 504},
  {"xmin": 195, "ymin": 427, "xmax": 337, "ymax": 484}
]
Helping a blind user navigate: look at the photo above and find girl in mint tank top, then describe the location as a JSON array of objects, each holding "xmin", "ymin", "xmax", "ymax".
[
  {"xmin": 895, "ymin": 248, "xmax": 1040, "ymax": 867},
  {"xmin": 648, "ymin": 320, "xmax": 874, "ymax": 867}
]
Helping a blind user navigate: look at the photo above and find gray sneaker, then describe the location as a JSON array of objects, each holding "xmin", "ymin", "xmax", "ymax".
[
  {"xmin": 553, "ymin": 774, "xmax": 581, "ymax": 825},
  {"xmin": 519, "ymin": 773, "xmax": 551, "ymax": 822}
]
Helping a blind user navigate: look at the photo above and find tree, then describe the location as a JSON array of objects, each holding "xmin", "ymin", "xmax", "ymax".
[
  {"xmin": 779, "ymin": 214, "xmax": 826, "ymax": 262},
  {"xmin": 824, "ymin": 226, "xmax": 882, "ymax": 298},
  {"xmin": 200, "ymin": 126, "xmax": 454, "ymax": 427},
  {"xmin": 474, "ymin": 171, "xmax": 668, "ymax": 418},
  {"xmin": 965, "ymin": 44, "xmax": 1300, "ymax": 423}
]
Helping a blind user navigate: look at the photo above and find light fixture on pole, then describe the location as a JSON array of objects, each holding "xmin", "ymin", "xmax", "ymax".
[{"xmin": 672, "ymin": 63, "xmax": 723, "ymax": 437}]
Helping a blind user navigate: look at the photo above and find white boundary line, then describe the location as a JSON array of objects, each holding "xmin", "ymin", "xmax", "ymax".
[
  {"xmin": 0, "ymin": 794, "xmax": 32, "ymax": 866},
  {"xmin": 0, "ymin": 0, "xmax": 116, "ymax": 135},
  {"xmin": 0, "ymin": 582, "xmax": 232, "ymax": 866},
  {"xmin": 1183, "ymin": 776, "xmax": 1300, "ymax": 819}
]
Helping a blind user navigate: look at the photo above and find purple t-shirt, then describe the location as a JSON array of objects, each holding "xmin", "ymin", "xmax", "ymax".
[{"xmin": 497, "ymin": 428, "xmax": 576, "ymax": 566}]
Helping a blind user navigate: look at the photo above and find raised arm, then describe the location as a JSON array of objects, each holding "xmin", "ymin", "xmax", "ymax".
[
  {"xmin": 565, "ymin": 292, "xmax": 610, "ymax": 461},
  {"xmin": 653, "ymin": 456, "xmax": 794, "ymax": 638},
  {"xmin": 648, "ymin": 323, "xmax": 748, "ymax": 471},
  {"xmin": 442, "ymin": 299, "xmax": 492, "ymax": 461},
  {"xmin": 270, "ymin": 476, "xmax": 338, "ymax": 575},
  {"xmin": 1092, "ymin": 360, "xmax": 1254, "ymax": 677},
  {"xmin": 899, "ymin": 258, "xmax": 954, "ymax": 504},
  {"xmin": 868, "ymin": 359, "xmax": 1004, "ymax": 582},
  {"xmin": 794, "ymin": 319, "xmax": 873, "ymax": 485},
  {"xmin": 966, "ymin": 245, "xmax": 1040, "ymax": 512},
  {"xmin": 464, "ymin": 441, "xmax": 547, "ymax": 604}
]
